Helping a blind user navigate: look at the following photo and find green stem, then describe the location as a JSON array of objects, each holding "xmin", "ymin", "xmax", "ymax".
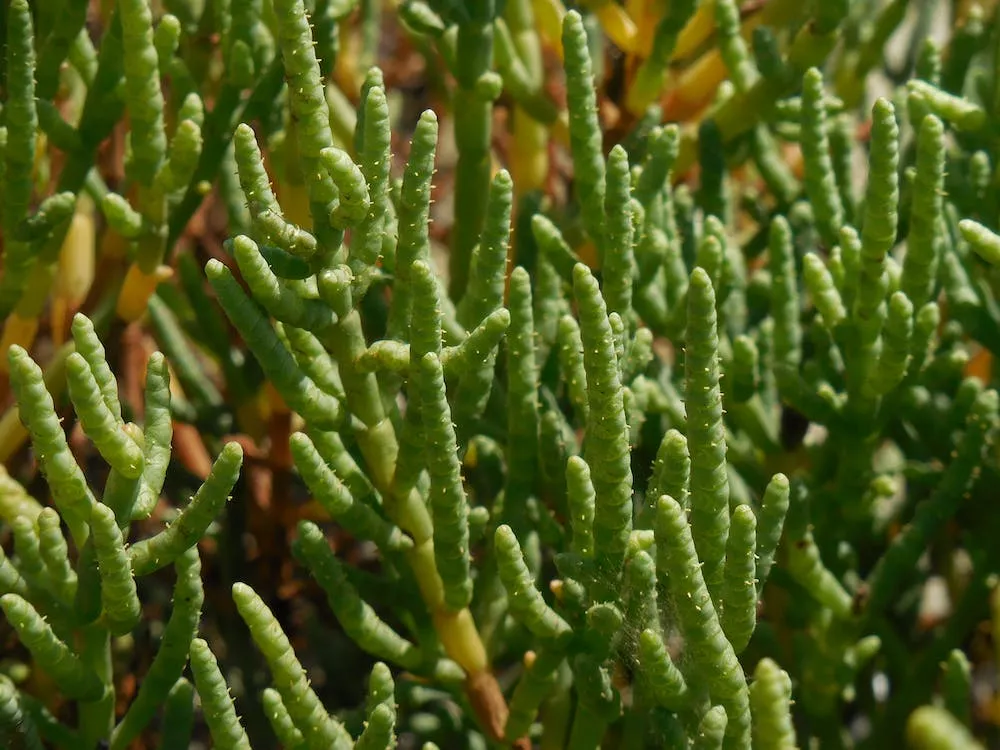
[
  {"xmin": 77, "ymin": 626, "xmax": 113, "ymax": 750},
  {"xmin": 448, "ymin": 7, "xmax": 495, "ymax": 298},
  {"xmin": 167, "ymin": 62, "xmax": 284, "ymax": 250}
]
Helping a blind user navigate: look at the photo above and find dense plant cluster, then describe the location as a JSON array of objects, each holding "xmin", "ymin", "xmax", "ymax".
[{"xmin": 3, "ymin": 0, "xmax": 1000, "ymax": 748}]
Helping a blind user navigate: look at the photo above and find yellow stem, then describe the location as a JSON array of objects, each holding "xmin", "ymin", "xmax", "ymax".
[
  {"xmin": 591, "ymin": 2, "xmax": 640, "ymax": 53},
  {"xmin": 531, "ymin": 0, "xmax": 567, "ymax": 57},
  {"xmin": 116, "ymin": 263, "xmax": 173, "ymax": 322},
  {"xmin": 672, "ymin": 1, "xmax": 717, "ymax": 61},
  {"xmin": 0, "ymin": 313, "xmax": 40, "ymax": 374}
]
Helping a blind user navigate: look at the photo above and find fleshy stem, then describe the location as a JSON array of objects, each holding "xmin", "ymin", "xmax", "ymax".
[
  {"xmin": 448, "ymin": 2, "xmax": 498, "ymax": 298},
  {"xmin": 315, "ymin": 289, "xmax": 507, "ymax": 741}
]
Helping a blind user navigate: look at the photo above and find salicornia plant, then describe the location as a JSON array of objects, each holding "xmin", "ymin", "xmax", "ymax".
[
  {"xmin": 5, "ymin": 0, "xmax": 1000, "ymax": 748},
  {"xmin": 0, "ymin": 313, "xmax": 241, "ymax": 748}
]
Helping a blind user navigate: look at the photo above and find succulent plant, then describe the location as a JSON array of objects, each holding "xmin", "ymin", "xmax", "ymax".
[{"xmin": 3, "ymin": 1, "xmax": 1000, "ymax": 748}]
